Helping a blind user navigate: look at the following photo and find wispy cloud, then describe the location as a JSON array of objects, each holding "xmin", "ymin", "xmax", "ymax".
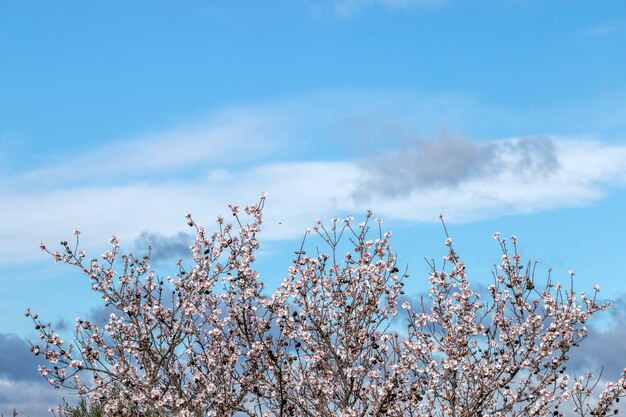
[
  {"xmin": 11, "ymin": 107, "xmax": 286, "ymax": 191},
  {"xmin": 585, "ymin": 25, "xmax": 620, "ymax": 37},
  {"xmin": 2, "ymin": 94, "xmax": 626, "ymax": 265},
  {"xmin": 333, "ymin": 0, "xmax": 445, "ymax": 15}
]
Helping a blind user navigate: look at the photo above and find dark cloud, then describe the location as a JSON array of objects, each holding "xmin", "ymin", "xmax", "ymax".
[
  {"xmin": 0, "ymin": 333, "xmax": 46, "ymax": 382},
  {"xmin": 399, "ymin": 287, "xmax": 626, "ymax": 382},
  {"xmin": 54, "ymin": 318, "xmax": 68, "ymax": 331},
  {"xmin": 566, "ymin": 296, "xmax": 626, "ymax": 381},
  {"xmin": 391, "ymin": 282, "xmax": 492, "ymax": 334},
  {"xmin": 134, "ymin": 231, "xmax": 194, "ymax": 264},
  {"xmin": 503, "ymin": 135, "xmax": 558, "ymax": 175},
  {"xmin": 0, "ymin": 380, "xmax": 65, "ymax": 417},
  {"xmin": 87, "ymin": 303, "xmax": 120, "ymax": 327},
  {"xmin": 354, "ymin": 134, "xmax": 558, "ymax": 200}
]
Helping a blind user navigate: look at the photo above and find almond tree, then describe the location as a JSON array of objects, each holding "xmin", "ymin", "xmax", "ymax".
[{"xmin": 29, "ymin": 194, "xmax": 626, "ymax": 416}]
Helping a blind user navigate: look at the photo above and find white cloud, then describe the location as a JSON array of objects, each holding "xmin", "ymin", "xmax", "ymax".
[
  {"xmin": 0, "ymin": 161, "xmax": 361, "ymax": 264},
  {"xmin": 355, "ymin": 136, "xmax": 626, "ymax": 221},
  {"xmin": 2, "ymin": 95, "xmax": 626, "ymax": 265}
]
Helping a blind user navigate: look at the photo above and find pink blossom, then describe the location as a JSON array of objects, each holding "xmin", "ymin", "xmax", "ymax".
[{"xmin": 27, "ymin": 198, "xmax": 626, "ymax": 417}]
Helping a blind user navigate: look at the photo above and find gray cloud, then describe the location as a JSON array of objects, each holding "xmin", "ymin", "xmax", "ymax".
[
  {"xmin": 0, "ymin": 334, "xmax": 66, "ymax": 416},
  {"xmin": 87, "ymin": 303, "xmax": 121, "ymax": 327},
  {"xmin": 0, "ymin": 379, "xmax": 65, "ymax": 417},
  {"xmin": 134, "ymin": 232, "xmax": 194, "ymax": 265},
  {"xmin": 54, "ymin": 319, "xmax": 68, "ymax": 332},
  {"xmin": 502, "ymin": 135, "xmax": 558, "ymax": 175},
  {"xmin": 354, "ymin": 134, "xmax": 558, "ymax": 200},
  {"xmin": 567, "ymin": 296, "xmax": 626, "ymax": 381},
  {"xmin": 394, "ymin": 285, "xmax": 626, "ymax": 382},
  {"xmin": 0, "ymin": 333, "xmax": 45, "ymax": 382}
]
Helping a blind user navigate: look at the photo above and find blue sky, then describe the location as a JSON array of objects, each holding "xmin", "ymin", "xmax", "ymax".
[{"xmin": 1, "ymin": 1, "xmax": 626, "ymax": 414}]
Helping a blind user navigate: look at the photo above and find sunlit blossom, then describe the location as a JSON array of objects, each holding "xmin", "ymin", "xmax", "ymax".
[{"xmin": 28, "ymin": 197, "xmax": 626, "ymax": 416}]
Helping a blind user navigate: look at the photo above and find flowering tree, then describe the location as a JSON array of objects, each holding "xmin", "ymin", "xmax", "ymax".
[{"xmin": 29, "ymin": 194, "xmax": 626, "ymax": 416}]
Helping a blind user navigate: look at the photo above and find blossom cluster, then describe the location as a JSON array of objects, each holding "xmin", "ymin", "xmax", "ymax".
[{"xmin": 29, "ymin": 195, "xmax": 626, "ymax": 416}]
